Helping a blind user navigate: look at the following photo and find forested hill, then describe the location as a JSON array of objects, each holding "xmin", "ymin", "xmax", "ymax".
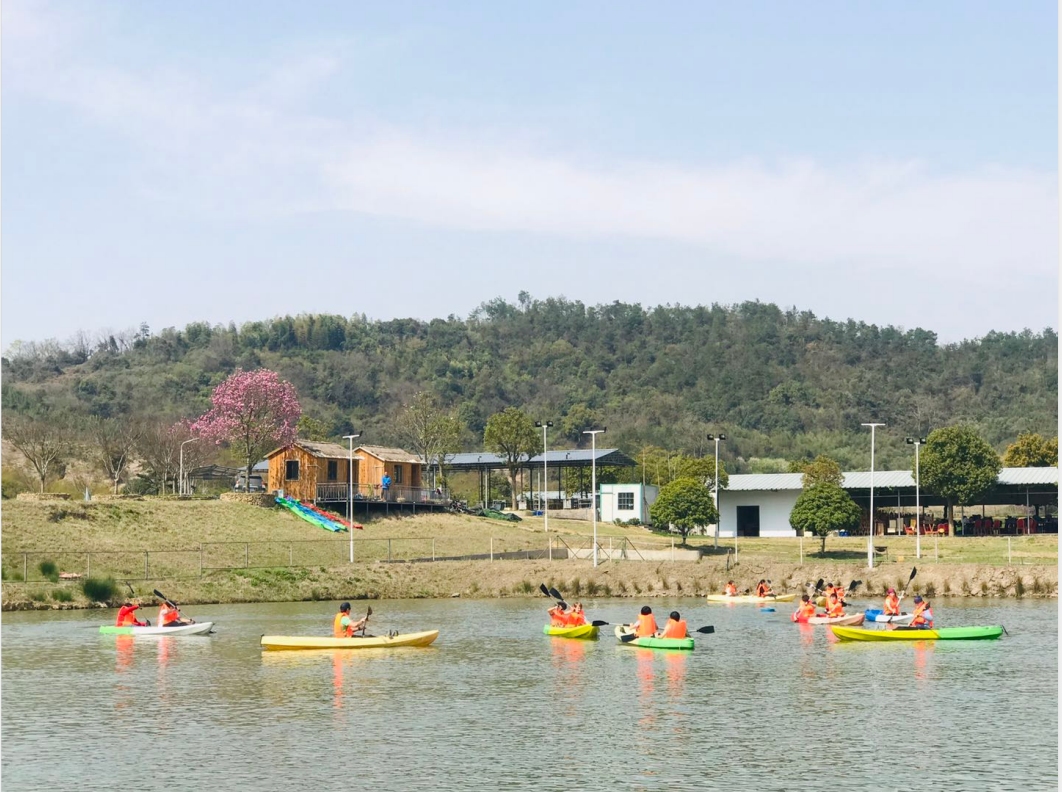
[{"xmin": 2, "ymin": 297, "xmax": 1057, "ymax": 471}]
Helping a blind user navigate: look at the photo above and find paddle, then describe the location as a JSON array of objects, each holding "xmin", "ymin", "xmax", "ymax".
[
  {"xmin": 590, "ymin": 620, "xmax": 610, "ymax": 627},
  {"xmin": 124, "ymin": 583, "xmax": 150, "ymax": 625},
  {"xmin": 811, "ymin": 578, "xmax": 825, "ymax": 594},
  {"xmin": 619, "ymin": 625, "xmax": 715, "ymax": 643},
  {"xmin": 360, "ymin": 606, "xmax": 373, "ymax": 636},
  {"xmin": 153, "ymin": 589, "xmax": 194, "ymax": 625},
  {"xmin": 840, "ymin": 579, "xmax": 860, "ymax": 606}
]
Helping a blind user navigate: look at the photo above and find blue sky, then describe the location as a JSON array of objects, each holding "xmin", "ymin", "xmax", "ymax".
[{"xmin": 2, "ymin": 0, "xmax": 1057, "ymax": 345}]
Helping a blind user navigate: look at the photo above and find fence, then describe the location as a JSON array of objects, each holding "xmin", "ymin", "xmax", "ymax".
[{"xmin": 314, "ymin": 483, "xmax": 448, "ymax": 504}]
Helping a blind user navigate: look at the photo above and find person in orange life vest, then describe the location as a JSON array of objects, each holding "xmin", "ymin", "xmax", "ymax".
[
  {"xmin": 629, "ymin": 606, "xmax": 658, "ymax": 638},
  {"xmin": 333, "ymin": 602, "xmax": 368, "ymax": 638},
  {"xmin": 824, "ymin": 593, "xmax": 845, "ymax": 618},
  {"xmin": 792, "ymin": 594, "xmax": 817, "ymax": 622},
  {"xmin": 834, "ymin": 584, "xmax": 847, "ymax": 602},
  {"xmin": 159, "ymin": 601, "xmax": 191, "ymax": 627},
  {"xmin": 823, "ymin": 583, "xmax": 836, "ymax": 600},
  {"xmin": 756, "ymin": 579, "xmax": 773, "ymax": 597},
  {"xmin": 660, "ymin": 611, "xmax": 688, "ymax": 638},
  {"xmin": 910, "ymin": 596, "xmax": 934, "ymax": 629},
  {"xmin": 116, "ymin": 599, "xmax": 147, "ymax": 627},
  {"xmin": 724, "ymin": 581, "xmax": 738, "ymax": 596},
  {"xmin": 883, "ymin": 588, "xmax": 901, "ymax": 616},
  {"xmin": 567, "ymin": 603, "xmax": 587, "ymax": 627},
  {"xmin": 548, "ymin": 602, "xmax": 569, "ymax": 627}
]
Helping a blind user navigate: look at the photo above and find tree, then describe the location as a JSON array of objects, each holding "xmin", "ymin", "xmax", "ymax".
[
  {"xmin": 789, "ymin": 483, "xmax": 862, "ymax": 554},
  {"xmin": 483, "ymin": 407, "xmax": 540, "ymax": 509},
  {"xmin": 191, "ymin": 369, "xmax": 301, "ymax": 490},
  {"xmin": 561, "ymin": 404, "xmax": 600, "ymax": 444},
  {"xmin": 674, "ymin": 455, "xmax": 729, "ymax": 490},
  {"xmin": 2, "ymin": 414, "xmax": 73, "ymax": 492},
  {"xmin": 920, "ymin": 425, "xmax": 1002, "ymax": 523},
  {"xmin": 297, "ymin": 415, "xmax": 332, "ymax": 441},
  {"xmin": 1003, "ymin": 433, "xmax": 1058, "ymax": 467},
  {"xmin": 396, "ymin": 392, "xmax": 463, "ymax": 486},
  {"xmin": 798, "ymin": 455, "xmax": 843, "ymax": 488},
  {"xmin": 650, "ymin": 477, "xmax": 718, "ymax": 545},
  {"xmin": 88, "ymin": 416, "xmax": 142, "ymax": 494}
]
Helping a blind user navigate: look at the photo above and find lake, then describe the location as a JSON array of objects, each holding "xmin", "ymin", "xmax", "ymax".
[{"xmin": 2, "ymin": 597, "xmax": 1057, "ymax": 790}]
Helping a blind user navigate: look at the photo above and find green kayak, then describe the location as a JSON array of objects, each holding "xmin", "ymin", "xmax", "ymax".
[
  {"xmin": 831, "ymin": 625, "xmax": 1004, "ymax": 642},
  {"xmin": 614, "ymin": 625, "xmax": 694, "ymax": 651}
]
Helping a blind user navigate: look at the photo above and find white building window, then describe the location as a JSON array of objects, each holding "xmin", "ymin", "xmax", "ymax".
[{"xmin": 618, "ymin": 492, "xmax": 634, "ymax": 510}]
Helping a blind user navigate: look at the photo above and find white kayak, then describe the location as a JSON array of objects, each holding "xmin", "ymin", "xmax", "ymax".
[
  {"xmin": 863, "ymin": 609, "xmax": 915, "ymax": 625},
  {"xmin": 99, "ymin": 622, "xmax": 214, "ymax": 636}
]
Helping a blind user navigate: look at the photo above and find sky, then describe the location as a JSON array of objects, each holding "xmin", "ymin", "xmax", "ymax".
[{"xmin": 2, "ymin": 0, "xmax": 1058, "ymax": 345}]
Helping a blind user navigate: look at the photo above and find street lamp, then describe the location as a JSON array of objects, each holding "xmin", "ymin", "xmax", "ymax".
[
  {"xmin": 583, "ymin": 428, "xmax": 607, "ymax": 567},
  {"xmin": 180, "ymin": 439, "xmax": 197, "ymax": 496},
  {"xmin": 343, "ymin": 432, "xmax": 362, "ymax": 563},
  {"xmin": 535, "ymin": 421, "xmax": 553, "ymax": 532},
  {"xmin": 862, "ymin": 423, "xmax": 886, "ymax": 569},
  {"xmin": 906, "ymin": 437, "xmax": 927, "ymax": 559},
  {"xmin": 707, "ymin": 433, "xmax": 726, "ymax": 549}
]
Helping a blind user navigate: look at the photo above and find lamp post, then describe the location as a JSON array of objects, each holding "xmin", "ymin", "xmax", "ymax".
[
  {"xmin": 535, "ymin": 421, "xmax": 553, "ymax": 532},
  {"xmin": 180, "ymin": 439, "xmax": 196, "ymax": 496},
  {"xmin": 707, "ymin": 433, "xmax": 726, "ymax": 549},
  {"xmin": 861, "ymin": 423, "xmax": 886, "ymax": 569},
  {"xmin": 343, "ymin": 432, "xmax": 362, "ymax": 563},
  {"xmin": 906, "ymin": 437, "xmax": 927, "ymax": 559},
  {"xmin": 583, "ymin": 428, "xmax": 606, "ymax": 567}
]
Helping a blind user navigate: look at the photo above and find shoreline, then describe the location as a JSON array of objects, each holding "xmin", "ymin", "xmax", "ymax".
[{"xmin": 2, "ymin": 558, "xmax": 1056, "ymax": 611}]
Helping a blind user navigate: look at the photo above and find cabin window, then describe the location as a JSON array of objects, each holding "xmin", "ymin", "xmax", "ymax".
[
  {"xmin": 327, "ymin": 460, "xmax": 338, "ymax": 481},
  {"xmin": 618, "ymin": 492, "xmax": 634, "ymax": 510},
  {"xmin": 392, "ymin": 465, "xmax": 403, "ymax": 484},
  {"xmin": 285, "ymin": 460, "xmax": 300, "ymax": 481}
]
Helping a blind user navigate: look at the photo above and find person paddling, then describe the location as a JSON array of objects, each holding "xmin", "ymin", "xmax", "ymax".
[
  {"xmin": 883, "ymin": 588, "xmax": 901, "ymax": 616},
  {"xmin": 792, "ymin": 594, "xmax": 816, "ymax": 622},
  {"xmin": 824, "ymin": 592, "xmax": 845, "ymax": 618},
  {"xmin": 333, "ymin": 602, "xmax": 368, "ymax": 637},
  {"xmin": 567, "ymin": 603, "xmax": 587, "ymax": 627},
  {"xmin": 159, "ymin": 600, "xmax": 192, "ymax": 627},
  {"xmin": 756, "ymin": 580, "xmax": 773, "ymax": 598},
  {"xmin": 116, "ymin": 599, "xmax": 147, "ymax": 627},
  {"xmin": 548, "ymin": 601, "xmax": 569, "ymax": 627},
  {"xmin": 909, "ymin": 596, "xmax": 934, "ymax": 629},
  {"xmin": 659, "ymin": 611, "xmax": 688, "ymax": 639},
  {"xmin": 724, "ymin": 581, "xmax": 738, "ymax": 596},
  {"xmin": 629, "ymin": 606, "xmax": 658, "ymax": 638}
]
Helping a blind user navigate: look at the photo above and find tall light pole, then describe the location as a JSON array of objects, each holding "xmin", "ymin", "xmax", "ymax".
[
  {"xmin": 862, "ymin": 423, "xmax": 885, "ymax": 569},
  {"xmin": 906, "ymin": 437, "xmax": 927, "ymax": 559},
  {"xmin": 583, "ymin": 428, "xmax": 606, "ymax": 567},
  {"xmin": 707, "ymin": 433, "xmax": 726, "ymax": 549},
  {"xmin": 535, "ymin": 421, "xmax": 553, "ymax": 532},
  {"xmin": 343, "ymin": 432, "xmax": 362, "ymax": 563},
  {"xmin": 180, "ymin": 439, "xmax": 197, "ymax": 496}
]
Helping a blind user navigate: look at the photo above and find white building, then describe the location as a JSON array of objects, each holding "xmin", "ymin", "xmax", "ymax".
[{"xmin": 599, "ymin": 483, "xmax": 659, "ymax": 525}]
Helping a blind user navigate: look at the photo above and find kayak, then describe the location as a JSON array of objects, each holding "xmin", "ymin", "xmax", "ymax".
[
  {"xmin": 614, "ymin": 625, "xmax": 694, "ymax": 651},
  {"xmin": 864, "ymin": 609, "xmax": 915, "ymax": 625},
  {"xmin": 706, "ymin": 593, "xmax": 796, "ymax": 604},
  {"xmin": 99, "ymin": 622, "xmax": 214, "ymax": 636},
  {"xmin": 260, "ymin": 630, "xmax": 440, "ymax": 650},
  {"xmin": 791, "ymin": 613, "xmax": 864, "ymax": 626},
  {"xmin": 814, "ymin": 596, "xmax": 827, "ymax": 607},
  {"xmin": 831, "ymin": 626, "xmax": 1004, "ymax": 642},
  {"xmin": 543, "ymin": 624, "xmax": 599, "ymax": 640}
]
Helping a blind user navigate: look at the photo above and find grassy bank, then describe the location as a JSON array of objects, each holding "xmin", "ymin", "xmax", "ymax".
[{"xmin": 1, "ymin": 499, "xmax": 1056, "ymax": 610}]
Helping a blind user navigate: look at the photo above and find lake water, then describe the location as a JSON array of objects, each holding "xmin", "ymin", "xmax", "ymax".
[{"xmin": 2, "ymin": 597, "xmax": 1057, "ymax": 791}]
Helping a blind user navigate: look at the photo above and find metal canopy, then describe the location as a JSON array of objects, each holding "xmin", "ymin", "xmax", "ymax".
[{"xmin": 443, "ymin": 448, "xmax": 636, "ymax": 471}]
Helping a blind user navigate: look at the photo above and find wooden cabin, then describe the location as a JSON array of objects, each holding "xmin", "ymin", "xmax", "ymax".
[
  {"xmin": 265, "ymin": 440, "xmax": 354, "ymax": 502},
  {"xmin": 356, "ymin": 445, "xmax": 424, "ymax": 497}
]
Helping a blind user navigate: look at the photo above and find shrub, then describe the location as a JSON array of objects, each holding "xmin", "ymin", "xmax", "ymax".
[
  {"xmin": 601, "ymin": 583, "xmax": 612, "ymax": 597},
  {"xmin": 518, "ymin": 580, "xmax": 534, "ymax": 594},
  {"xmin": 51, "ymin": 588, "xmax": 74, "ymax": 603},
  {"xmin": 29, "ymin": 590, "xmax": 48, "ymax": 602},
  {"xmin": 81, "ymin": 577, "xmax": 118, "ymax": 603},
  {"xmin": 585, "ymin": 580, "xmax": 600, "ymax": 596},
  {"xmin": 569, "ymin": 578, "xmax": 582, "ymax": 596},
  {"xmin": 1015, "ymin": 578, "xmax": 1025, "ymax": 599},
  {"xmin": 627, "ymin": 518, "xmax": 641, "ymax": 526},
  {"xmin": 942, "ymin": 579, "xmax": 951, "ymax": 595},
  {"xmin": 38, "ymin": 560, "xmax": 59, "ymax": 583}
]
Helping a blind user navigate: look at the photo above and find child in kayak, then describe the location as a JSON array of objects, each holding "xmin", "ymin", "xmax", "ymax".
[
  {"xmin": 824, "ymin": 593, "xmax": 845, "ymax": 618},
  {"xmin": 724, "ymin": 581, "xmax": 738, "ymax": 596},
  {"xmin": 548, "ymin": 602, "xmax": 570, "ymax": 627},
  {"xmin": 566, "ymin": 603, "xmax": 587, "ymax": 627},
  {"xmin": 659, "ymin": 611, "xmax": 688, "ymax": 638},
  {"xmin": 756, "ymin": 580, "xmax": 773, "ymax": 597},
  {"xmin": 116, "ymin": 599, "xmax": 148, "ymax": 627},
  {"xmin": 792, "ymin": 595, "xmax": 816, "ymax": 622},
  {"xmin": 909, "ymin": 596, "xmax": 934, "ymax": 629},
  {"xmin": 333, "ymin": 602, "xmax": 369, "ymax": 637},
  {"xmin": 159, "ymin": 600, "xmax": 193, "ymax": 627},
  {"xmin": 629, "ymin": 606, "xmax": 658, "ymax": 638},
  {"xmin": 883, "ymin": 588, "xmax": 901, "ymax": 616}
]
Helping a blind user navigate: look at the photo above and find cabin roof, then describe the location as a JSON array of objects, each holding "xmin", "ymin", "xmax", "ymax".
[
  {"xmin": 266, "ymin": 439, "xmax": 352, "ymax": 459},
  {"xmin": 357, "ymin": 445, "xmax": 423, "ymax": 464}
]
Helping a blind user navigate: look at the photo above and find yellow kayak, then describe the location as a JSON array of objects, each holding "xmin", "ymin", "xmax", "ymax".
[
  {"xmin": 543, "ymin": 624, "xmax": 600, "ymax": 640},
  {"xmin": 260, "ymin": 630, "xmax": 439, "ymax": 650},
  {"xmin": 706, "ymin": 593, "xmax": 796, "ymax": 604}
]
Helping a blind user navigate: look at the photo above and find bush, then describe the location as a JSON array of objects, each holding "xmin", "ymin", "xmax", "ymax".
[
  {"xmin": 627, "ymin": 518, "xmax": 641, "ymax": 526},
  {"xmin": 81, "ymin": 577, "xmax": 118, "ymax": 603},
  {"xmin": 1, "ymin": 467, "xmax": 33, "ymax": 500},
  {"xmin": 51, "ymin": 588, "xmax": 74, "ymax": 603},
  {"xmin": 29, "ymin": 590, "xmax": 48, "ymax": 602},
  {"xmin": 38, "ymin": 560, "xmax": 59, "ymax": 583}
]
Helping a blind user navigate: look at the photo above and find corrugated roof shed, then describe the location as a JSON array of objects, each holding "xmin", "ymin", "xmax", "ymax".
[{"xmin": 727, "ymin": 467, "xmax": 1058, "ymax": 492}]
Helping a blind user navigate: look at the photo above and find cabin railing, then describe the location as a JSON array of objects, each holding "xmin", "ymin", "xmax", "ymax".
[{"xmin": 315, "ymin": 483, "xmax": 449, "ymax": 504}]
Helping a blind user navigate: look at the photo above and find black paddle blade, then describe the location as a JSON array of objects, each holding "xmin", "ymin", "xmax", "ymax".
[
  {"xmin": 619, "ymin": 632, "xmax": 638, "ymax": 643},
  {"xmin": 539, "ymin": 584, "xmax": 551, "ymax": 598},
  {"xmin": 909, "ymin": 567, "xmax": 918, "ymax": 581},
  {"xmin": 591, "ymin": 620, "xmax": 610, "ymax": 627},
  {"xmin": 695, "ymin": 626, "xmax": 716, "ymax": 634},
  {"xmin": 548, "ymin": 587, "xmax": 564, "ymax": 601},
  {"xmin": 366, "ymin": 606, "xmax": 373, "ymax": 617},
  {"xmin": 153, "ymin": 589, "xmax": 177, "ymax": 607}
]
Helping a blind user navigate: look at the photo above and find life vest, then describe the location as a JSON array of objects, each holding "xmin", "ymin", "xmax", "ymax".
[
  {"xmin": 824, "ymin": 586, "xmax": 836, "ymax": 599},
  {"xmin": 884, "ymin": 595, "xmax": 901, "ymax": 616},
  {"xmin": 911, "ymin": 603, "xmax": 934, "ymax": 628},
  {"xmin": 835, "ymin": 588, "xmax": 846, "ymax": 601},
  {"xmin": 159, "ymin": 604, "xmax": 180, "ymax": 625},
  {"xmin": 826, "ymin": 599, "xmax": 844, "ymax": 618},
  {"xmin": 334, "ymin": 612, "xmax": 354, "ymax": 638},
  {"xmin": 568, "ymin": 612, "xmax": 586, "ymax": 627},
  {"xmin": 793, "ymin": 602, "xmax": 816, "ymax": 621},
  {"xmin": 756, "ymin": 584, "xmax": 769, "ymax": 597},
  {"xmin": 548, "ymin": 607, "xmax": 568, "ymax": 627},
  {"xmin": 116, "ymin": 605, "xmax": 139, "ymax": 627},
  {"xmin": 635, "ymin": 613, "xmax": 658, "ymax": 638},
  {"xmin": 725, "ymin": 584, "xmax": 737, "ymax": 596},
  {"xmin": 661, "ymin": 619, "xmax": 687, "ymax": 639}
]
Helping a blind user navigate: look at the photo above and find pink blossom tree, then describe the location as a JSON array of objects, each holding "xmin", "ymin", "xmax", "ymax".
[{"xmin": 191, "ymin": 369, "xmax": 301, "ymax": 491}]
